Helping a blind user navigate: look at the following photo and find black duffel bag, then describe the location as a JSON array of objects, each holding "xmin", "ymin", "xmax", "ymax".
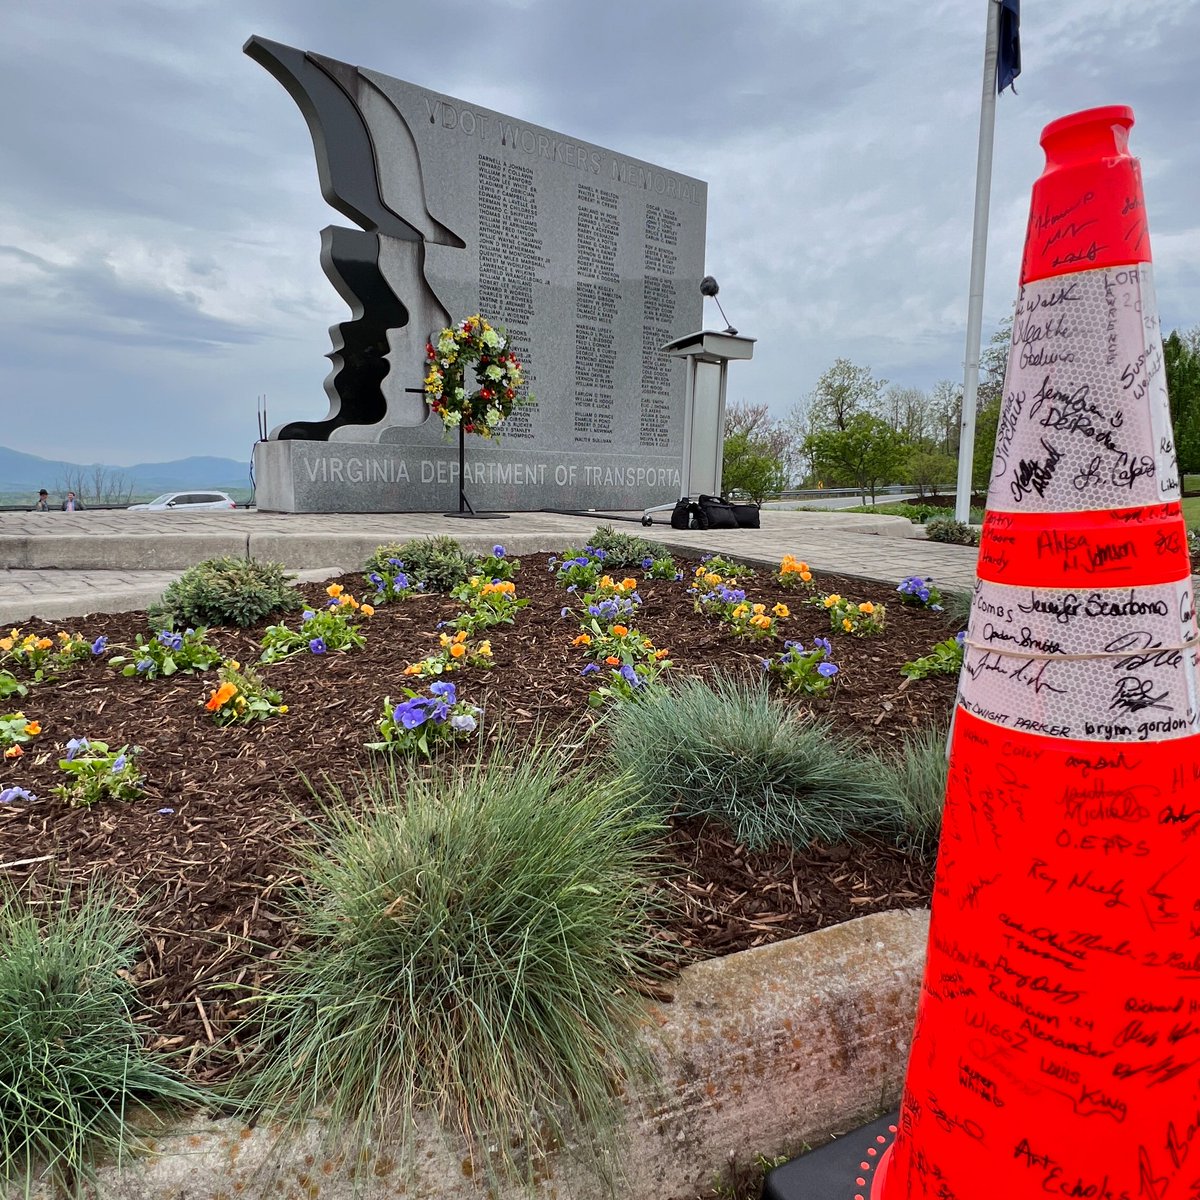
[
  {"xmin": 670, "ymin": 498, "xmax": 693, "ymax": 529},
  {"xmin": 692, "ymin": 494, "xmax": 738, "ymax": 530},
  {"xmin": 727, "ymin": 498, "xmax": 761, "ymax": 528}
]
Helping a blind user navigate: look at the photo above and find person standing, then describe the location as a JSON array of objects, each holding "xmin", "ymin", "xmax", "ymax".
[
  {"xmin": 31, "ymin": 489, "xmax": 50, "ymax": 511},
  {"xmin": 61, "ymin": 491, "xmax": 85, "ymax": 512}
]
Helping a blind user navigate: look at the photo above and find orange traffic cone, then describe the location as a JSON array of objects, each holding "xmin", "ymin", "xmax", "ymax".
[
  {"xmin": 766, "ymin": 105, "xmax": 1200, "ymax": 1200},
  {"xmin": 874, "ymin": 104, "xmax": 1199, "ymax": 1200}
]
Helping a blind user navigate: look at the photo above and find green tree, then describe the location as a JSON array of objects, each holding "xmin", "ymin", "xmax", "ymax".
[
  {"xmin": 971, "ymin": 317, "xmax": 1013, "ymax": 492},
  {"xmin": 804, "ymin": 413, "xmax": 909, "ymax": 503},
  {"xmin": 721, "ymin": 430, "xmax": 789, "ymax": 502},
  {"xmin": 904, "ymin": 449, "xmax": 957, "ymax": 498},
  {"xmin": 1165, "ymin": 327, "xmax": 1200, "ymax": 476},
  {"xmin": 806, "ymin": 359, "xmax": 886, "ymax": 433}
]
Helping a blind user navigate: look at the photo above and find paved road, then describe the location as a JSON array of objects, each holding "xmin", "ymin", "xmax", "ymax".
[{"xmin": 0, "ymin": 507, "xmax": 980, "ymax": 622}]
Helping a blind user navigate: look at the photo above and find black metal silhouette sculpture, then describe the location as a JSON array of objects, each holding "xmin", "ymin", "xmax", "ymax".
[{"xmin": 244, "ymin": 37, "xmax": 460, "ymax": 440}]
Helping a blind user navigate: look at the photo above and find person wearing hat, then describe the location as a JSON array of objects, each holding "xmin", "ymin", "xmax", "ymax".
[{"xmin": 31, "ymin": 489, "xmax": 50, "ymax": 512}]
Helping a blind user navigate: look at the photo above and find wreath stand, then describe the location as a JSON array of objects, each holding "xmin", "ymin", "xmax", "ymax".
[{"xmin": 443, "ymin": 424, "xmax": 509, "ymax": 520}]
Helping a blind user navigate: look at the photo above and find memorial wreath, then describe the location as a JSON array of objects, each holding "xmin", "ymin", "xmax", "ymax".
[{"xmin": 423, "ymin": 314, "xmax": 524, "ymax": 439}]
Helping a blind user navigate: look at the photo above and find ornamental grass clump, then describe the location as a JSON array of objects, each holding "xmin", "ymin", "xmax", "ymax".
[
  {"xmin": 153, "ymin": 557, "xmax": 301, "ymax": 629},
  {"xmin": 364, "ymin": 536, "xmax": 471, "ymax": 593},
  {"xmin": 604, "ymin": 676, "xmax": 894, "ymax": 850},
  {"xmin": 0, "ymin": 885, "xmax": 203, "ymax": 1195},
  {"xmin": 239, "ymin": 744, "xmax": 665, "ymax": 1186},
  {"xmin": 872, "ymin": 726, "xmax": 950, "ymax": 855}
]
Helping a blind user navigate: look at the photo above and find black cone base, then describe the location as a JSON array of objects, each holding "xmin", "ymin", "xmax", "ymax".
[{"xmin": 762, "ymin": 1112, "xmax": 897, "ymax": 1200}]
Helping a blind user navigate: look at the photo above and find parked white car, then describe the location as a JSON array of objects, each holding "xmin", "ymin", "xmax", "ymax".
[{"xmin": 127, "ymin": 491, "xmax": 240, "ymax": 511}]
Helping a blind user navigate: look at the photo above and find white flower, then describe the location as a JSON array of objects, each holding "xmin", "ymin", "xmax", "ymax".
[
  {"xmin": 454, "ymin": 387, "xmax": 465, "ymax": 400},
  {"xmin": 449, "ymin": 713, "xmax": 477, "ymax": 732},
  {"xmin": 437, "ymin": 334, "xmax": 457, "ymax": 354},
  {"xmin": 444, "ymin": 410, "xmax": 463, "ymax": 426},
  {"xmin": 485, "ymin": 365, "xmax": 503, "ymax": 381},
  {"xmin": 506, "ymin": 362, "xmax": 521, "ymax": 378},
  {"xmin": 486, "ymin": 406, "xmax": 502, "ymax": 425},
  {"xmin": 481, "ymin": 329, "xmax": 502, "ymax": 350}
]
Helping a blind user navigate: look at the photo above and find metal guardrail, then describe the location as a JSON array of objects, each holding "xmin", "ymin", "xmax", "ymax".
[{"xmin": 772, "ymin": 485, "xmax": 913, "ymax": 501}]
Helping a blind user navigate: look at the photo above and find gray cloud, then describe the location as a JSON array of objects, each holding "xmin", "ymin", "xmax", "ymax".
[{"xmin": 2, "ymin": 0, "xmax": 1199, "ymax": 465}]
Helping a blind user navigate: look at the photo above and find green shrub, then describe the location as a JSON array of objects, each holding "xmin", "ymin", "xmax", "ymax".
[
  {"xmin": 588, "ymin": 525, "xmax": 660, "ymax": 567},
  {"xmin": 604, "ymin": 676, "xmax": 895, "ymax": 849},
  {"xmin": 152, "ymin": 557, "xmax": 300, "ymax": 628},
  {"xmin": 0, "ymin": 885, "xmax": 203, "ymax": 1194},
  {"xmin": 924, "ymin": 517, "xmax": 980, "ymax": 546},
  {"xmin": 363, "ymin": 535, "xmax": 471, "ymax": 593},
  {"xmin": 240, "ymin": 742, "xmax": 665, "ymax": 1186},
  {"xmin": 873, "ymin": 726, "xmax": 949, "ymax": 854}
]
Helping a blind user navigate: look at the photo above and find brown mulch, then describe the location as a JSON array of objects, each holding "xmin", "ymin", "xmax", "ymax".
[{"xmin": 0, "ymin": 550, "xmax": 955, "ymax": 1080}]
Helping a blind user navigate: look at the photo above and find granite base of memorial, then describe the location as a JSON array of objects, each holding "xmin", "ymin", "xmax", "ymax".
[{"xmin": 251, "ymin": 439, "xmax": 686, "ymax": 514}]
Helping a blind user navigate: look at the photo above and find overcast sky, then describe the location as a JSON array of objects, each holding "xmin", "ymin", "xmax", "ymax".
[{"xmin": 3, "ymin": 0, "xmax": 1198, "ymax": 468}]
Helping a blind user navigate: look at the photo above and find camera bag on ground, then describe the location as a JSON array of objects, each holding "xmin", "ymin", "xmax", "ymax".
[
  {"xmin": 726, "ymin": 498, "xmax": 761, "ymax": 528},
  {"xmin": 692, "ymin": 494, "xmax": 738, "ymax": 530},
  {"xmin": 670, "ymin": 498, "xmax": 693, "ymax": 529}
]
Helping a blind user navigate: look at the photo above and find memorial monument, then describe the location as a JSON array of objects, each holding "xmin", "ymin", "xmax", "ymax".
[{"xmin": 244, "ymin": 37, "xmax": 708, "ymax": 513}]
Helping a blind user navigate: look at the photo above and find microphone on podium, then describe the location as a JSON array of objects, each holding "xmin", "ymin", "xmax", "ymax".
[{"xmin": 700, "ymin": 275, "xmax": 737, "ymax": 335}]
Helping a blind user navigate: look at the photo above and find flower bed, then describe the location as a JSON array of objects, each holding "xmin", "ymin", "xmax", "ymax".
[{"xmin": 0, "ymin": 546, "xmax": 956, "ymax": 1091}]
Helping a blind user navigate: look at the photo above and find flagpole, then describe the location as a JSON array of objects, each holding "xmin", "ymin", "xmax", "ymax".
[{"xmin": 955, "ymin": 0, "xmax": 1002, "ymax": 524}]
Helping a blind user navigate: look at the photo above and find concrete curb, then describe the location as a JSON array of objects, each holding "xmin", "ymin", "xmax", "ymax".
[
  {"xmin": 0, "ymin": 570, "xmax": 347, "ymax": 626},
  {"xmin": 0, "ymin": 532, "xmax": 249, "ymax": 572},
  {"xmin": 18, "ymin": 910, "xmax": 928, "ymax": 1200}
]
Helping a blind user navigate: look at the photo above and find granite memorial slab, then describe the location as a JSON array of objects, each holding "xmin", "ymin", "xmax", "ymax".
[{"xmin": 245, "ymin": 36, "xmax": 707, "ymax": 512}]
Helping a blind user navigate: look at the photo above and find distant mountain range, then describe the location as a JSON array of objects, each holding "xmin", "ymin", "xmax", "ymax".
[{"xmin": 0, "ymin": 445, "xmax": 250, "ymax": 496}]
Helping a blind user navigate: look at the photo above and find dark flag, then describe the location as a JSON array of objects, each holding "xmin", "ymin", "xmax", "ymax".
[{"xmin": 997, "ymin": 0, "xmax": 1021, "ymax": 93}]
